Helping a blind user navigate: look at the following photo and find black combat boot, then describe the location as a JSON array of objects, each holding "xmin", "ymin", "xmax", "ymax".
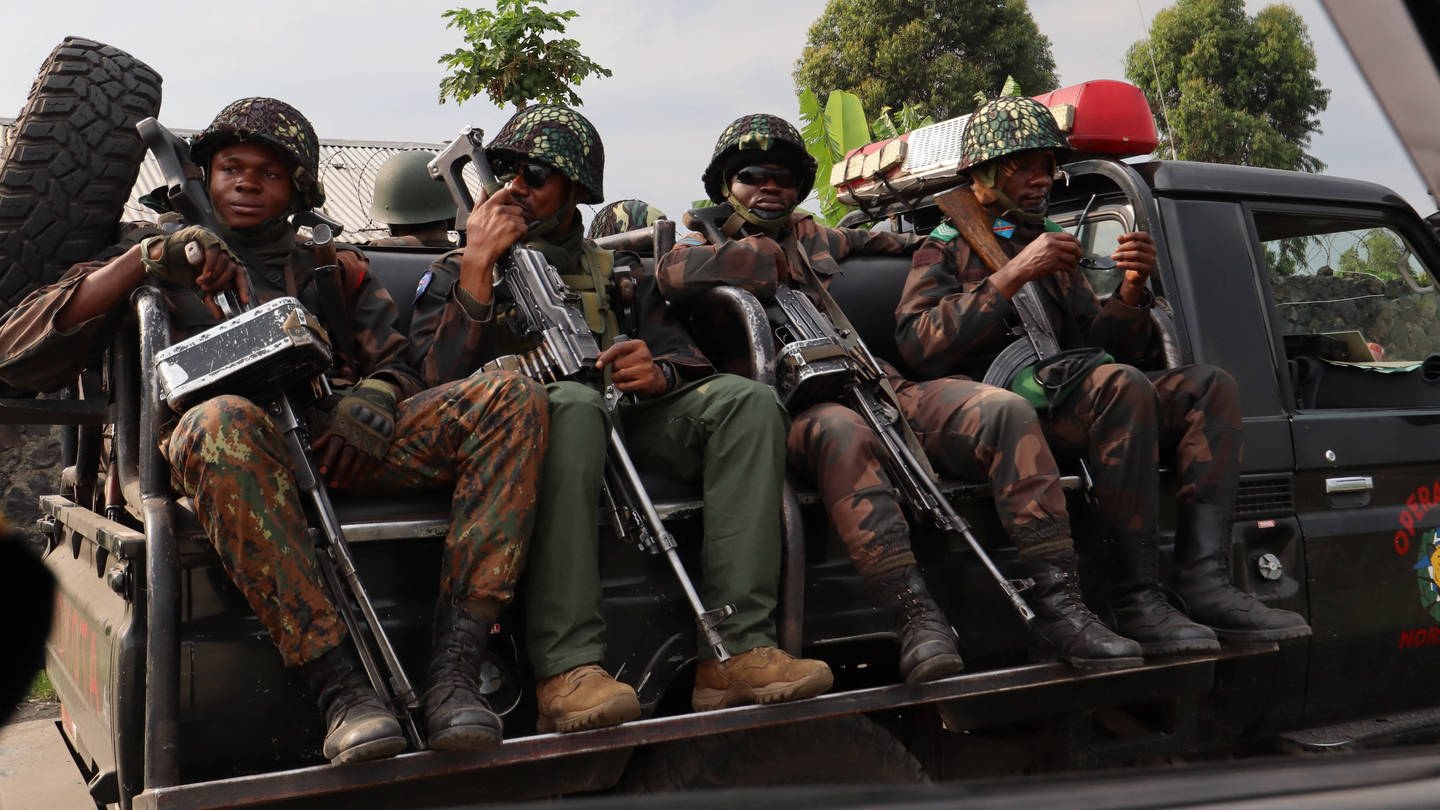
[
  {"xmin": 1022, "ymin": 552, "xmax": 1144, "ymax": 671},
  {"xmin": 1110, "ymin": 531, "xmax": 1219, "ymax": 655},
  {"xmin": 299, "ymin": 644, "xmax": 407, "ymax": 764},
  {"xmin": 864, "ymin": 565, "xmax": 965, "ymax": 684},
  {"xmin": 1173, "ymin": 503, "xmax": 1312, "ymax": 642},
  {"xmin": 423, "ymin": 603, "xmax": 504, "ymax": 751}
]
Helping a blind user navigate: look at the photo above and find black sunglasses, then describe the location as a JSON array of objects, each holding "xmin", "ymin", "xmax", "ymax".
[
  {"xmin": 733, "ymin": 165, "xmax": 798, "ymax": 189},
  {"xmin": 495, "ymin": 159, "xmax": 558, "ymax": 189}
]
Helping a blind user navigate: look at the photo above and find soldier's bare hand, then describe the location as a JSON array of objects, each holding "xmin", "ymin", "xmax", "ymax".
[
  {"xmin": 597, "ymin": 338, "xmax": 667, "ymax": 397},
  {"xmin": 1112, "ymin": 231, "xmax": 1156, "ymax": 286},
  {"xmin": 464, "ymin": 185, "xmax": 528, "ymax": 268},
  {"xmin": 189, "ymin": 240, "xmax": 253, "ymax": 318},
  {"xmin": 1007, "ymin": 231, "xmax": 1083, "ymax": 284}
]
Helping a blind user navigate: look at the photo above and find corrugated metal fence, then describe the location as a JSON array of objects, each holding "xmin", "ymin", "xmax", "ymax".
[{"xmin": 1, "ymin": 117, "xmax": 448, "ymax": 241}]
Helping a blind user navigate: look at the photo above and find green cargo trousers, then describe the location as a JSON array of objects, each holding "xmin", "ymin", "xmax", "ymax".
[{"xmin": 523, "ymin": 373, "xmax": 787, "ymax": 678}]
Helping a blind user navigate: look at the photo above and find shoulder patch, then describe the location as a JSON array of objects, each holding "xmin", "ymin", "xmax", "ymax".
[
  {"xmin": 414, "ymin": 269, "xmax": 433, "ymax": 301},
  {"xmin": 992, "ymin": 217, "xmax": 1016, "ymax": 240},
  {"xmin": 929, "ymin": 222, "xmax": 959, "ymax": 243},
  {"xmin": 678, "ymin": 234, "xmax": 706, "ymax": 247}
]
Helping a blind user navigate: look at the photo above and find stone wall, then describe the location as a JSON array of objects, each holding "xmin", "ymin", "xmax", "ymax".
[
  {"xmin": 1271, "ymin": 273, "xmax": 1440, "ymax": 361},
  {"xmin": 0, "ymin": 425, "xmax": 60, "ymax": 544}
]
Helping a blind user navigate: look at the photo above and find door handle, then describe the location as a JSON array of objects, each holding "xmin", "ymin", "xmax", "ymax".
[{"xmin": 1325, "ymin": 476, "xmax": 1374, "ymax": 494}]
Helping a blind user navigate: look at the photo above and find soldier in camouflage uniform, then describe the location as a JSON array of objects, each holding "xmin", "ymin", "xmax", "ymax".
[
  {"xmin": 365, "ymin": 149, "xmax": 457, "ymax": 248},
  {"xmin": 657, "ymin": 114, "xmax": 1143, "ymax": 677},
  {"xmin": 0, "ymin": 97, "xmax": 548, "ymax": 763},
  {"xmin": 896, "ymin": 96, "xmax": 1310, "ymax": 647},
  {"xmin": 408, "ymin": 105, "xmax": 832, "ymax": 733},
  {"xmin": 586, "ymin": 198, "xmax": 667, "ymax": 240}
]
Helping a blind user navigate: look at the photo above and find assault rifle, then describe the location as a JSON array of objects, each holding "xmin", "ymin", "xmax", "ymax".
[
  {"xmin": 137, "ymin": 118, "xmax": 423, "ymax": 744},
  {"xmin": 430, "ymin": 129, "xmax": 736, "ymax": 660},
  {"xmin": 685, "ymin": 206, "xmax": 1036, "ymax": 626},
  {"xmin": 933, "ymin": 187, "xmax": 1101, "ymax": 501}
]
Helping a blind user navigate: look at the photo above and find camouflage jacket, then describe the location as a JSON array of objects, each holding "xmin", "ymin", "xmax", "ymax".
[
  {"xmin": 0, "ymin": 221, "xmax": 424, "ymax": 399},
  {"xmin": 407, "ymin": 241, "xmax": 713, "ymax": 388},
  {"xmin": 896, "ymin": 202, "xmax": 1155, "ymax": 381},
  {"xmin": 657, "ymin": 208, "xmax": 919, "ymax": 305},
  {"xmin": 656, "ymin": 208, "xmax": 918, "ymax": 379}
]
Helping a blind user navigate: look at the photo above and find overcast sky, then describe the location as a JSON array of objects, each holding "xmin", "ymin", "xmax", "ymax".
[{"xmin": 0, "ymin": 0, "xmax": 1431, "ymax": 230}]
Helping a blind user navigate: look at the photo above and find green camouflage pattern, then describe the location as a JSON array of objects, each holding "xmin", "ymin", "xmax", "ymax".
[
  {"xmin": 658, "ymin": 212, "xmax": 1074, "ymax": 571},
  {"xmin": 370, "ymin": 150, "xmax": 454, "ymax": 225},
  {"xmin": 586, "ymin": 199, "xmax": 666, "ymax": 239},
  {"xmin": 408, "ymin": 244, "xmax": 710, "ymax": 389},
  {"xmin": 897, "ymin": 210, "xmax": 1158, "ymax": 383},
  {"xmin": 897, "ymin": 205, "xmax": 1244, "ymax": 538},
  {"xmin": 165, "ymin": 371, "xmax": 547, "ymax": 667},
  {"xmin": 486, "ymin": 104, "xmax": 604, "ymax": 204},
  {"xmin": 191, "ymin": 97, "xmax": 326, "ymax": 208},
  {"xmin": 959, "ymin": 96, "xmax": 1071, "ymax": 172},
  {"xmin": 702, "ymin": 114, "xmax": 817, "ymax": 203},
  {"xmin": 2, "ymin": 227, "xmax": 542, "ymax": 671},
  {"xmin": 660, "ymin": 210, "xmax": 918, "ymax": 304},
  {"xmin": 405, "ymin": 218, "xmax": 790, "ymax": 673},
  {"xmin": 0, "ymin": 229, "xmax": 423, "ymax": 398},
  {"xmin": 1040, "ymin": 362, "xmax": 1243, "ymax": 536}
]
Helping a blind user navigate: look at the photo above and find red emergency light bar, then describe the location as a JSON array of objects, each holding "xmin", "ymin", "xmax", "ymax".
[{"xmin": 833, "ymin": 80, "xmax": 1159, "ymax": 207}]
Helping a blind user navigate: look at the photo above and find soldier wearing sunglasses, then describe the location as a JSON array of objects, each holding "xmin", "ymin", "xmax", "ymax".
[
  {"xmin": 658, "ymin": 113, "xmax": 1148, "ymax": 681},
  {"xmin": 407, "ymin": 105, "xmax": 832, "ymax": 734}
]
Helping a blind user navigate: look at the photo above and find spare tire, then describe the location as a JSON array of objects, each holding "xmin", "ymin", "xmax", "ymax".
[{"xmin": 0, "ymin": 37, "xmax": 162, "ymax": 314}]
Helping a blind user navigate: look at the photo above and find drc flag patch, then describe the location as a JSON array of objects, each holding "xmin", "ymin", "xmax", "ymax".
[{"xmin": 992, "ymin": 217, "xmax": 1016, "ymax": 240}]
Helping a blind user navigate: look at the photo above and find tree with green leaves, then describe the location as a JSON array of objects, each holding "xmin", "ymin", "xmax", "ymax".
[
  {"xmin": 793, "ymin": 0, "xmax": 1057, "ymax": 122},
  {"xmin": 1336, "ymin": 230, "xmax": 1409, "ymax": 281},
  {"xmin": 437, "ymin": 0, "xmax": 612, "ymax": 111},
  {"xmin": 1124, "ymin": 0, "xmax": 1330, "ymax": 171}
]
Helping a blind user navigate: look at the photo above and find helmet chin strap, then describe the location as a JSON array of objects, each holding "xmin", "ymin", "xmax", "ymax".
[
  {"xmin": 724, "ymin": 189, "xmax": 792, "ymax": 236},
  {"xmin": 525, "ymin": 187, "xmax": 581, "ymax": 240},
  {"xmin": 971, "ymin": 164, "xmax": 1048, "ymax": 226}
]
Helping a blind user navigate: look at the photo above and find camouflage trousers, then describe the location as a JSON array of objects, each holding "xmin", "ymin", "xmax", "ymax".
[
  {"xmin": 1042, "ymin": 363, "xmax": 1243, "ymax": 536},
  {"xmin": 788, "ymin": 372, "xmax": 1072, "ymax": 577},
  {"xmin": 163, "ymin": 371, "xmax": 547, "ymax": 668}
]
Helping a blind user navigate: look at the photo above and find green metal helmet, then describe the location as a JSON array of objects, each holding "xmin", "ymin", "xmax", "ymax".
[
  {"xmin": 369, "ymin": 150, "xmax": 453, "ymax": 225},
  {"xmin": 485, "ymin": 104, "xmax": 604, "ymax": 204},
  {"xmin": 190, "ymin": 97, "xmax": 325, "ymax": 209},
  {"xmin": 702, "ymin": 113, "xmax": 817, "ymax": 204},
  {"xmin": 587, "ymin": 199, "xmax": 667, "ymax": 239},
  {"xmin": 959, "ymin": 96, "xmax": 1071, "ymax": 173}
]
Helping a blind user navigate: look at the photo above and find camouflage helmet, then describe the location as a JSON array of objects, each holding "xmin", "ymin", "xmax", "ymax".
[
  {"xmin": 369, "ymin": 150, "xmax": 454, "ymax": 225},
  {"xmin": 587, "ymin": 199, "xmax": 667, "ymax": 239},
  {"xmin": 485, "ymin": 104, "xmax": 604, "ymax": 204},
  {"xmin": 703, "ymin": 114, "xmax": 817, "ymax": 203},
  {"xmin": 190, "ymin": 97, "xmax": 325, "ymax": 209},
  {"xmin": 958, "ymin": 96, "xmax": 1071, "ymax": 173}
]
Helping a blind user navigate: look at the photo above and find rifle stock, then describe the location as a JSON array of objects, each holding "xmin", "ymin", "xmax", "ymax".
[{"xmin": 139, "ymin": 117, "xmax": 423, "ymax": 744}]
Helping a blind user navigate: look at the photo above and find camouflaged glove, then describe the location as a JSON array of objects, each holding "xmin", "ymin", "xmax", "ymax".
[
  {"xmin": 142, "ymin": 226, "xmax": 243, "ymax": 286},
  {"xmin": 328, "ymin": 379, "xmax": 397, "ymax": 461}
]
